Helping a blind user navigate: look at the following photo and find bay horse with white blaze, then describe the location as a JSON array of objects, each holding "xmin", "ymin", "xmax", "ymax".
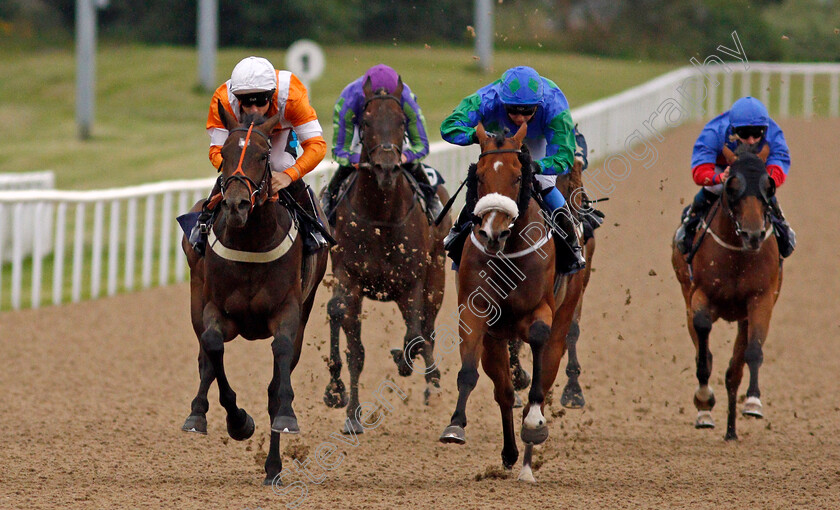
[
  {"xmin": 439, "ymin": 123, "xmax": 588, "ymax": 483},
  {"xmin": 180, "ymin": 105, "xmax": 328, "ymax": 484},
  {"xmin": 323, "ymin": 76, "xmax": 452, "ymax": 434},
  {"xmin": 672, "ymin": 144, "xmax": 782, "ymax": 440}
]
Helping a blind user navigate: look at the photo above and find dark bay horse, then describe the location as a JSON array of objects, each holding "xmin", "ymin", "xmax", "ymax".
[
  {"xmin": 672, "ymin": 145, "xmax": 782, "ymax": 440},
  {"xmin": 438, "ymin": 123, "xmax": 586, "ymax": 482},
  {"xmin": 180, "ymin": 105, "xmax": 328, "ymax": 484},
  {"xmin": 324, "ymin": 76, "xmax": 452, "ymax": 434}
]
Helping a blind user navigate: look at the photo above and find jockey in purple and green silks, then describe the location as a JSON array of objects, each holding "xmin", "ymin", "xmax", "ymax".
[
  {"xmin": 440, "ymin": 66, "xmax": 587, "ymax": 274},
  {"xmin": 322, "ymin": 64, "xmax": 442, "ymax": 224}
]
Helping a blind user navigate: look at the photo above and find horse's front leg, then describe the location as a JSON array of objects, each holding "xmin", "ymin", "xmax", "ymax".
[
  {"xmin": 508, "ymin": 338, "xmax": 530, "ymax": 409},
  {"xmin": 324, "ymin": 280, "xmax": 348, "ymax": 409},
  {"xmin": 182, "ymin": 345, "xmax": 214, "ymax": 434},
  {"xmin": 481, "ymin": 336, "xmax": 518, "ymax": 469},
  {"xmin": 520, "ymin": 303, "xmax": 553, "ymax": 447},
  {"xmin": 200, "ymin": 303, "xmax": 254, "ymax": 442},
  {"xmin": 725, "ymin": 320, "xmax": 749, "ymax": 441},
  {"xmin": 689, "ymin": 291, "xmax": 716, "ymax": 429},
  {"xmin": 439, "ymin": 305, "xmax": 487, "ymax": 445},
  {"xmin": 264, "ymin": 293, "xmax": 302, "ymax": 484},
  {"xmin": 341, "ymin": 283, "xmax": 365, "ymax": 435},
  {"xmin": 395, "ymin": 281, "xmax": 440, "ymax": 404},
  {"xmin": 560, "ymin": 301, "xmax": 585, "ymax": 409},
  {"xmin": 742, "ymin": 293, "xmax": 775, "ymax": 417}
]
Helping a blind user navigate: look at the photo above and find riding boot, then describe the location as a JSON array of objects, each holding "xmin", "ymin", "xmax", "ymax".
[
  {"xmin": 192, "ymin": 177, "xmax": 223, "ymax": 256},
  {"xmin": 768, "ymin": 196, "xmax": 796, "ymax": 258},
  {"xmin": 443, "ymin": 196, "xmax": 477, "ymax": 269},
  {"xmin": 288, "ymin": 180, "xmax": 328, "ymax": 254},
  {"xmin": 405, "ymin": 161, "xmax": 444, "ymax": 223},
  {"xmin": 675, "ymin": 188, "xmax": 717, "ymax": 254},
  {"xmin": 546, "ymin": 199, "xmax": 586, "ymax": 274},
  {"xmin": 321, "ymin": 164, "xmax": 355, "ymax": 226}
]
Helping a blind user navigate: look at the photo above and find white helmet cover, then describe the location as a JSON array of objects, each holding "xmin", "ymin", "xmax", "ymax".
[{"xmin": 229, "ymin": 56, "xmax": 276, "ymax": 94}]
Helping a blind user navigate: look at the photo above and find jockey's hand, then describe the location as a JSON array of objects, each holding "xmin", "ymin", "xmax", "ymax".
[
  {"xmin": 401, "ymin": 153, "xmax": 408, "ymax": 164},
  {"xmin": 717, "ymin": 167, "xmax": 730, "ymax": 183},
  {"xmin": 272, "ymin": 172, "xmax": 293, "ymax": 193}
]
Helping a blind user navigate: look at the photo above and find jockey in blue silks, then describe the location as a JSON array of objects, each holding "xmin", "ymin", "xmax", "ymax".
[
  {"xmin": 675, "ymin": 96, "xmax": 795, "ymax": 257},
  {"xmin": 440, "ymin": 65, "xmax": 589, "ymax": 274}
]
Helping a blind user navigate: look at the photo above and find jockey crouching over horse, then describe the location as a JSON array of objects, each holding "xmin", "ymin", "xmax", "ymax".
[
  {"xmin": 177, "ymin": 56, "xmax": 330, "ymax": 485},
  {"xmin": 320, "ymin": 65, "xmax": 452, "ymax": 434},
  {"xmin": 672, "ymin": 96, "xmax": 794, "ymax": 441},
  {"xmin": 440, "ymin": 66, "xmax": 603, "ymax": 410}
]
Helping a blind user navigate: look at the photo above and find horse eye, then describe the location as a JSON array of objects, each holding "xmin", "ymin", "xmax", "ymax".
[{"xmin": 514, "ymin": 176, "xmax": 522, "ymax": 184}]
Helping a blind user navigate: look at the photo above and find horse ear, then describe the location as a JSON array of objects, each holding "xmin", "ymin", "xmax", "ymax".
[
  {"xmin": 722, "ymin": 145, "xmax": 737, "ymax": 165},
  {"xmin": 757, "ymin": 143, "xmax": 770, "ymax": 163},
  {"xmin": 363, "ymin": 76, "xmax": 373, "ymax": 98},
  {"xmin": 475, "ymin": 122, "xmax": 487, "ymax": 145},
  {"xmin": 512, "ymin": 122, "xmax": 528, "ymax": 144},
  {"xmin": 258, "ymin": 111, "xmax": 283, "ymax": 135},
  {"xmin": 394, "ymin": 76, "xmax": 404, "ymax": 98},
  {"xmin": 218, "ymin": 99, "xmax": 237, "ymax": 131}
]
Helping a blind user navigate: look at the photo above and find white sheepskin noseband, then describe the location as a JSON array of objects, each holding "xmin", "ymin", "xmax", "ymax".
[{"xmin": 474, "ymin": 193, "xmax": 519, "ymax": 220}]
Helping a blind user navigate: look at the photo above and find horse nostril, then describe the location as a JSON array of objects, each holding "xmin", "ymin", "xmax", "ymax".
[
  {"xmin": 477, "ymin": 230, "xmax": 489, "ymax": 240},
  {"xmin": 237, "ymin": 199, "xmax": 251, "ymax": 212},
  {"xmin": 499, "ymin": 229, "xmax": 511, "ymax": 240}
]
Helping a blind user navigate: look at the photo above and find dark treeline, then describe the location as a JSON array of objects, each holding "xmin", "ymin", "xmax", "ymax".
[{"xmin": 3, "ymin": 0, "xmax": 839, "ymax": 62}]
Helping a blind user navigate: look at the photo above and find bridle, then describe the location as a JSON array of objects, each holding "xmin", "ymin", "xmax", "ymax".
[
  {"xmin": 220, "ymin": 122, "xmax": 272, "ymax": 212},
  {"xmin": 722, "ymin": 173, "xmax": 772, "ymax": 241},
  {"xmin": 360, "ymin": 94, "xmax": 405, "ymax": 162}
]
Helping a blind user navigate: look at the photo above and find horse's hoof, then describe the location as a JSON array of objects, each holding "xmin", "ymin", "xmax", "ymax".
[
  {"xmin": 512, "ymin": 367, "xmax": 531, "ymax": 391},
  {"xmin": 513, "ymin": 392, "xmax": 524, "ymax": 409},
  {"xmin": 263, "ymin": 474, "xmax": 277, "ymax": 486},
  {"xmin": 520, "ymin": 425, "xmax": 549, "ymax": 445},
  {"xmin": 694, "ymin": 410, "xmax": 715, "ymax": 429},
  {"xmin": 725, "ymin": 430, "xmax": 738, "ymax": 441},
  {"xmin": 227, "ymin": 410, "xmax": 255, "ymax": 441},
  {"xmin": 517, "ymin": 464, "xmax": 536, "ymax": 483},
  {"xmin": 181, "ymin": 415, "xmax": 207, "ymax": 434},
  {"xmin": 560, "ymin": 382, "xmax": 586, "ymax": 409},
  {"xmin": 439, "ymin": 425, "xmax": 466, "ymax": 444},
  {"xmin": 342, "ymin": 417, "xmax": 365, "ymax": 435},
  {"xmin": 272, "ymin": 415, "xmax": 300, "ymax": 434},
  {"xmin": 391, "ymin": 348, "xmax": 414, "ymax": 377},
  {"xmin": 323, "ymin": 382, "xmax": 348, "ymax": 409},
  {"xmin": 741, "ymin": 396, "xmax": 763, "ymax": 418},
  {"xmin": 424, "ymin": 382, "xmax": 442, "ymax": 406}
]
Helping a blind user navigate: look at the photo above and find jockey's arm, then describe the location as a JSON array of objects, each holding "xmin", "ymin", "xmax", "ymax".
[
  {"xmin": 536, "ymin": 109, "xmax": 576, "ymax": 175},
  {"xmin": 765, "ymin": 121, "xmax": 790, "ymax": 187},
  {"xmin": 440, "ymin": 93, "xmax": 483, "ymax": 146},
  {"xmin": 332, "ymin": 85, "xmax": 361, "ymax": 167},
  {"xmin": 277, "ymin": 74, "xmax": 326, "ymax": 186},
  {"xmin": 401, "ymin": 88, "xmax": 430, "ymax": 163},
  {"xmin": 206, "ymin": 85, "xmax": 233, "ymax": 170}
]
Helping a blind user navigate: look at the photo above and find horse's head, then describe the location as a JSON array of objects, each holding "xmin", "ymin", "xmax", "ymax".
[
  {"xmin": 359, "ymin": 76, "xmax": 406, "ymax": 190},
  {"xmin": 469, "ymin": 122, "xmax": 531, "ymax": 253},
  {"xmin": 216, "ymin": 100, "xmax": 281, "ymax": 228},
  {"xmin": 722, "ymin": 145, "xmax": 775, "ymax": 250}
]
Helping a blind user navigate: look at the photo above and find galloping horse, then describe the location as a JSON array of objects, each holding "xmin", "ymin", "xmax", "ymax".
[
  {"xmin": 323, "ymin": 77, "xmax": 452, "ymax": 434},
  {"xmin": 180, "ymin": 105, "xmax": 328, "ymax": 484},
  {"xmin": 439, "ymin": 123, "xmax": 588, "ymax": 482},
  {"xmin": 672, "ymin": 144, "xmax": 782, "ymax": 440}
]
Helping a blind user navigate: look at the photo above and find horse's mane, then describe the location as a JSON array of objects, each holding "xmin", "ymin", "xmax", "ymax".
[
  {"xmin": 466, "ymin": 131, "xmax": 533, "ymax": 215},
  {"xmin": 731, "ymin": 151, "xmax": 766, "ymax": 180}
]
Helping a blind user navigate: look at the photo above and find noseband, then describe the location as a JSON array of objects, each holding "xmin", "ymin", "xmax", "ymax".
[
  {"xmin": 360, "ymin": 95, "xmax": 405, "ymax": 161},
  {"xmin": 220, "ymin": 122, "xmax": 272, "ymax": 212}
]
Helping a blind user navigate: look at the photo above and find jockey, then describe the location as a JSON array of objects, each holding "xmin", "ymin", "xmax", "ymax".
[
  {"xmin": 322, "ymin": 64, "xmax": 443, "ymax": 224},
  {"xmin": 202, "ymin": 56, "xmax": 328, "ymax": 253},
  {"xmin": 440, "ymin": 65, "xmax": 586, "ymax": 274},
  {"xmin": 675, "ymin": 96, "xmax": 795, "ymax": 257}
]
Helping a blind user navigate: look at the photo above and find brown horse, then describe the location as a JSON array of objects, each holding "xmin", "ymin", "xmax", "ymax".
[
  {"xmin": 672, "ymin": 144, "xmax": 782, "ymax": 440},
  {"xmin": 180, "ymin": 105, "xmax": 328, "ymax": 484},
  {"xmin": 438, "ymin": 123, "xmax": 588, "ymax": 482},
  {"xmin": 323, "ymin": 77, "xmax": 452, "ymax": 434}
]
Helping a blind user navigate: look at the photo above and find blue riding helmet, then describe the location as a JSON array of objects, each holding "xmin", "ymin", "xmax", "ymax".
[
  {"xmin": 499, "ymin": 66, "xmax": 544, "ymax": 106},
  {"xmin": 729, "ymin": 97, "xmax": 769, "ymax": 128}
]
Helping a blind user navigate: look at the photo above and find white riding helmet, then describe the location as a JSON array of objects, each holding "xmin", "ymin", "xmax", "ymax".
[{"xmin": 229, "ymin": 56, "xmax": 276, "ymax": 94}]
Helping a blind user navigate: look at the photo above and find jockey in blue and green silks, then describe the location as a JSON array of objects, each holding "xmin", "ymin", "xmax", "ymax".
[
  {"xmin": 321, "ymin": 63, "xmax": 442, "ymax": 224},
  {"xmin": 440, "ymin": 65, "xmax": 587, "ymax": 274}
]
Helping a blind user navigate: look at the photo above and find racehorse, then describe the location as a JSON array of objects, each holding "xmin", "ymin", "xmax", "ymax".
[
  {"xmin": 672, "ymin": 144, "xmax": 782, "ymax": 440},
  {"xmin": 438, "ymin": 123, "xmax": 588, "ymax": 482},
  {"xmin": 180, "ymin": 104, "xmax": 328, "ymax": 484},
  {"xmin": 323, "ymin": 76, "xmax": 452, "ymax": 434}
]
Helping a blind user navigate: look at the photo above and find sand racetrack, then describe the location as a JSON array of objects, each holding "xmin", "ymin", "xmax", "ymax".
[{"xmin": 2, "ymin": 119, "xmax": 840, "ymax": 509}]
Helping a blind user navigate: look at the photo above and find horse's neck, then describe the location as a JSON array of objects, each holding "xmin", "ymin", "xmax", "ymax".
[
  {"xmin": 505, "ymin": 201, "xmax": 550, "ymax": 252},
  {"xmin": 351, "ymin": 170, "xmax": 414, "ymax": 223},
  {"xmin": 221, "ymin": 203, "xmax": 289, "ymax": 249}
]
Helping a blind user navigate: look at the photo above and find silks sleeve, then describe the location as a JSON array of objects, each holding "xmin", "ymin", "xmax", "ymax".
[
  {"xmin": 283, "ymin": 74, "xmax": 326, "ymax": 181},
  {"xmin": 537, "ymin": 109, "xmax": 575, "ymax": 175},
  {"xmin": 440, "ymin": 93, "xmax": 483, "ymax": 146}
]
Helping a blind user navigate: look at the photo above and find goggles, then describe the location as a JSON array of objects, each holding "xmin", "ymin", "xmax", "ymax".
[
  {"xmin": 733, "ymin": 125, "xmax": 766, "ymax": 139},
  {"xmin": 236, "ymin": 91, "xmax": 274, "ymax": 107},
  {"xmin": 504, "ymin": 104, "xmax": 538, "ymax": 116}
]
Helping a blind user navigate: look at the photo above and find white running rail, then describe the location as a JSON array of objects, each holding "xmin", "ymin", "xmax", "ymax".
[{"xmin": 1, "ymin": 62, "xmax": 838, "ymax": 310}]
